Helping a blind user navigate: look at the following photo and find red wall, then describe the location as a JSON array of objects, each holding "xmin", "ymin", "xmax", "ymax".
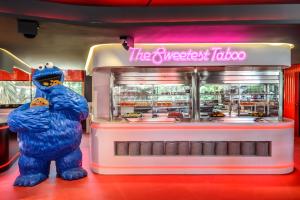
[
  {"xmin": 0, "ymin": 68, "xmax": 85, "ymax": 82},
  {"xmin": 0, "ymin": 68, "xmax": 31, "ymax": 81},
  {"xmin": 63, "ymin": 70, "xmax": 85, "ymax": 82},
  {"xmin": 284, "ymin": 64, "xmax": 300, "ymax": 136}
]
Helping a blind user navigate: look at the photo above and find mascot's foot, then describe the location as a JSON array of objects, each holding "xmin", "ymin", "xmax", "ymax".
[
  {"xmin": 59, "ymin": 167, "xmax": 87, "ymax": 181},
  {"xmin": 14, "ymin": 173, "xmax": 47, "ymax": 187}
]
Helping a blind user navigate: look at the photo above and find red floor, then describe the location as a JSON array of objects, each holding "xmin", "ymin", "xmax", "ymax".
[{"xmin": 1, "ymin": 135, "xmax": 300, "ymax": 200}]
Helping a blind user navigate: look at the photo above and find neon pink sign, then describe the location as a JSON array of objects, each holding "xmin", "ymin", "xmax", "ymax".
[{"xmin": 129, "ymin": 47, "xmax": 247, "ymax": 65}]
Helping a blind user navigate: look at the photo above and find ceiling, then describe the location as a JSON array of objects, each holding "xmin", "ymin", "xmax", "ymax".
[
  {"xmin": 1, "ymin": 15, "xmax": 300, "ymax": 70},
  {"xmin": 2, "ymin": 0, "xmax": 300, "ymax": 24},
  {"xmin": 43, "ymin": 0, "xmax": 300, "ymax": 6},
  {"xmin": 1, "ymin": 1, "xmax": 300, "ymax": 70}
]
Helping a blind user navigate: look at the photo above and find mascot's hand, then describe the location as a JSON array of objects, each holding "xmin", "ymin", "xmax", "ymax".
[{"xmin": 8, "ymin": 105, "xmax": 51, "ymax": 133}]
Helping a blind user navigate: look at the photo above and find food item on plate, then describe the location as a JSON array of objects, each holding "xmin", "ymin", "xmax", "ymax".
[
  {"xmin": 119, "ymin": 102, "xmax": 135, "ymax": 106},
  {"xmin": 211, "ymin": 111, "xmax": 225, "ymax": 117},
  {"xmin": 122, "ymin": 112, "xmax": 143, "ymax": 118},
  {"xmin": 152, "ymin": 113, "xmax": 159, "ymax": 118},
  {"xmin": 135, "ymin": 102, "xmax": 150, "ymax": 107},
  {"xmin": 168, "ymin": 112, "xmax": 183, "ymax": 118},
  {"xmin": 240, "ymin": 102, "xmax": 255, "ymax": 106},
  {"xmin": 251, "ymin": 112, "xmax": 265, "ymax": 117},
  {"xmin": 254, "ymin": 118, "xmax": 267, "ymax": 122},
  {"xmin": 119, "ymin": 102, "xmax": 151, "ymax": 107},
  {"xmin": 155, "ymin": 101, "xmax": 172, "ymax": 107}
]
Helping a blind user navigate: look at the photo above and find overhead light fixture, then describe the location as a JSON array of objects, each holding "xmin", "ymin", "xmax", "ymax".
[{"xmin": 17, "ymin": 19, "xmax": 39, "ymax": 39}]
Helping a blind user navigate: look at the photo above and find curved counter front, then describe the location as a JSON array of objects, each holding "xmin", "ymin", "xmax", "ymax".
[
  {"xmin": 90, "ymin": 118, "xmax": 294, "ymax": 174},
  {"xmin": 0, "ymin": 113, "xmax": 19, "ymax": 173}
]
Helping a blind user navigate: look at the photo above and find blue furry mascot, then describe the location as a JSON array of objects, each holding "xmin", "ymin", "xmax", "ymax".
[{"xmin": 8, "ymin": 62, "xmax": 88, "ymax": 187}]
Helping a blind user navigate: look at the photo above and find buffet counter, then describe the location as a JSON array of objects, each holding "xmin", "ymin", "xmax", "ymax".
[
  {"xmin": 90, "ymin": 118, "xmax": 294, "ymax": 174},
  {"xmin": 87, "ymin": 43, "xmax": 294, "ymax": 175}
]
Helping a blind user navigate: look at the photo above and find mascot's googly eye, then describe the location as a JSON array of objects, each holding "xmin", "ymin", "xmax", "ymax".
[
  {"xmin": 45, "ymin": 62, "xmax": 54, "ymax": 68},
  {"xmin": 37, "ymin": 64, "xmax": 45, "ymax": 71}
]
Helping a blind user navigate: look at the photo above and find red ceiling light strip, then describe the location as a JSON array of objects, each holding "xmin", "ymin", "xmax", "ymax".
[
  {"xmin": 0, "ymin": 68, "xmax": 30, "ymax": 81},
  {"xmin": 63, "ymin": 70, "xmax": 85, "ymax": 82},
  {"xmin": 42, "ymin": 0, "xmax": 300, "ymax": 6},
  {"xmin": 150, "ymin": 0, "xmax": 300, "ymax": 6},
  {"xmin": 0, "ymin": 152, "xmax": 20, "ymax": 169},
  {"xmin": 43, "ymin": 0, "xmax": 149, "ymax": 6},
  {"xmin": 91, "ymin": 162, "xmax": 294, "ymax": 169},
  {"xmin": 0, "ymin": 126, "xmax": 9, "ymax": 130},
  {"xmin": 1, "ymin": 68, "xmax": 85, "ymax": 82},
  {"xmin": 146, "ymin": 0, "xmax": 152, "ymax": 6}
]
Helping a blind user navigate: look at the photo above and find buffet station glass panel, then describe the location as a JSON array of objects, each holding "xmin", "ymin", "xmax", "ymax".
[
  {"xmin": 112, "ymin": 81, "xmax": 192, "ymax": 122},
  {"xmin": 107, "ymin": 70, "xmax": 281, "ymax": 123},
  {"xmin": 198, "ymin": 71, "xmax": 280, "ymax": 120}
]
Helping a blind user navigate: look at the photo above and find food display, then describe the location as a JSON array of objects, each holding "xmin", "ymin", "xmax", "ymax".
[
  {"xmin": 240, "ymin": 102, "xmax": 256, "ymax": 106},
  {"xmin": 154, "ymin": 101, "xmax": 173, "ymax": 107},
  {"xmin": 113, "ymin": 84, "xmax": 191, "ymax": 120},
  {"xmin": 168, "ymin": 112, "xmax": 183, "ymax": 118},
  {"xmin": 251, "ymin": 112, "xmax": 265, "ymax": 117},
  {"xmin": 210, "ymin": 111, "xmax": 225, "ymax": 117},
  {"xmin": 30, "ymin": 97, "xmax": 49, "ymax": 107},
  {"xmin": 200, "ymin": 83, "xmax": 279, "ymax": 118},
  {"xmin": 119, "ymin": 102, "xmax": 151, "ymax": 107},
  {"xmin": 122, "ymin": 113, "xmax": 143, "ymax": 118},
  {"xmin": 114, "ymin": 82, "xmax": 278, "ymax": 120},
  {"xmin": 119, "ymin": 102, "xmax": 136, "ymax": 107},
  {"xmin": 119, "ymin": 101, "xmax": 185, "ymax": 107}
]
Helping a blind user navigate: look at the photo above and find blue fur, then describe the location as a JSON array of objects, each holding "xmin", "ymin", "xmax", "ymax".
[{"xmin": 8, "ymin": 66, "xmax": 88, "ymax": 187}]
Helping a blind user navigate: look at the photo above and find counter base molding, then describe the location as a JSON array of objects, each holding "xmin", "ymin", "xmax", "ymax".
[{"xmin": 90, "ymin": 120, "xmax": 294, "ymax": 174}]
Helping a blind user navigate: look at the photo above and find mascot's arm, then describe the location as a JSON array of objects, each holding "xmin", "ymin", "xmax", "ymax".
[
  {"xmin": 7, "ymin": 104, "xmax": 50, "ymax": 133},
  {"xmin": 48, "ymin": 85, "xmax": 89, "ymax": 121}
]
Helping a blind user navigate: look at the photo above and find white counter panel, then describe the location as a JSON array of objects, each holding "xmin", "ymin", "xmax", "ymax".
[{"xmin": 90, "ymin": 120, "xmax": 294, "ymax": 174}]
